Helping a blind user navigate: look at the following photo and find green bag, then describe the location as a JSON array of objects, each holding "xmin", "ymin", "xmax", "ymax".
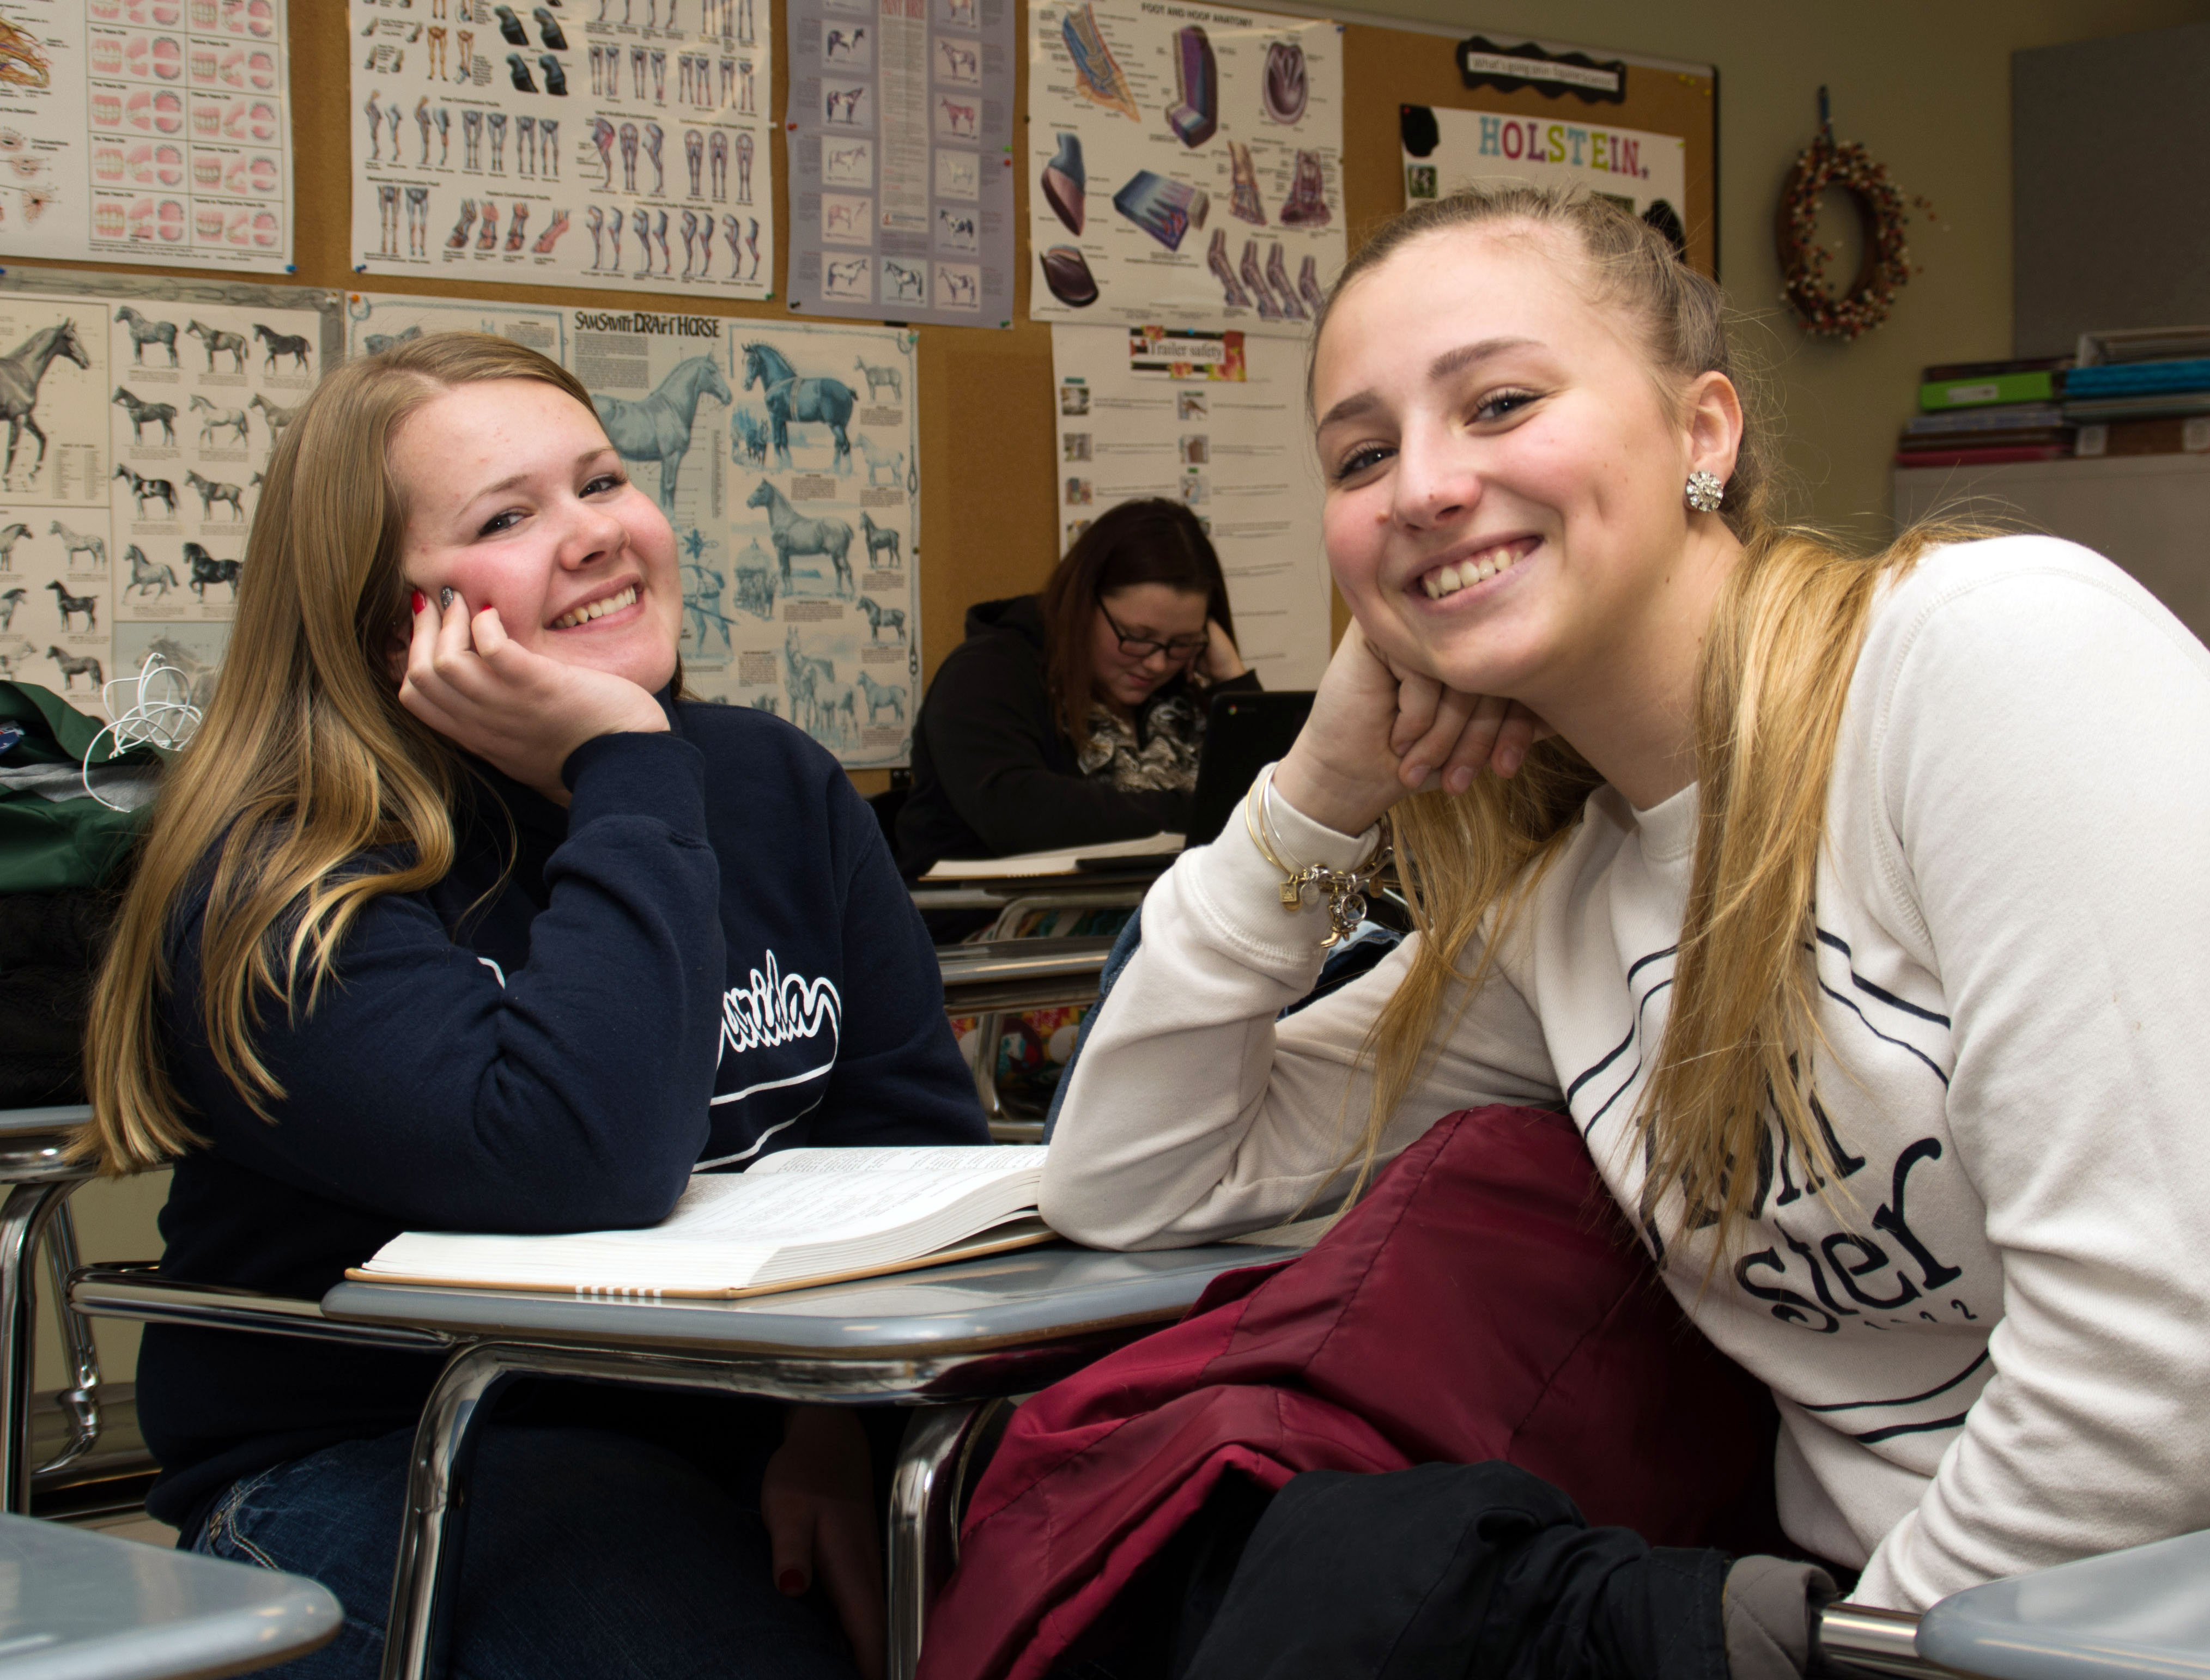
[{"xmin": 0, "ymin": 683, "xmax": 163, "ymax": 894}]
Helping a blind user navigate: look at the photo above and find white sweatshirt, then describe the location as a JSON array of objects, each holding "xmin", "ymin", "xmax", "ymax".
[{"xmin": 1040, "ymin": 536, "xmax": 2210, "ymax": 1610}]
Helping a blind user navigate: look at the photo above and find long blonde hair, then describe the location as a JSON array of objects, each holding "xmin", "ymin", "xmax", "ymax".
[
  {"xmin": 79, "ymin": 334, "xmax": 600, "ymax": 1174},
  {"xmin": 1333, "ymin": 190, "xmax": 1966, "ymax": 1251}
]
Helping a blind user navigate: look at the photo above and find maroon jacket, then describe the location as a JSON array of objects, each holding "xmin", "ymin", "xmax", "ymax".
[{"xmin": 920, "ymin": 1105, "xmax": 1779, "ymax": 1680}]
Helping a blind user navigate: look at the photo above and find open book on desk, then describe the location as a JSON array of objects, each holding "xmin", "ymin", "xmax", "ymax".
[
  {"xmin": 347, "ymin": 1147, "xmax": 1052, "ymax": 1299},
  {"xmin": 920, "ymin": 833, "xmax": 1185, "ymax": 881}
]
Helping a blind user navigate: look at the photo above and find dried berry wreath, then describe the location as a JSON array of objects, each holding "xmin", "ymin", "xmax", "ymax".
[{"xmin": 1774, "ymin": 89, "xmax": 1935, "ymax": 341}]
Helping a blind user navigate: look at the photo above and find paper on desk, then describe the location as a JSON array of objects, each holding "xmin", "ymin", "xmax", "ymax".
[{"xmin": 921, "ymin": 832, "xmax": 1184, "ymax": 880}]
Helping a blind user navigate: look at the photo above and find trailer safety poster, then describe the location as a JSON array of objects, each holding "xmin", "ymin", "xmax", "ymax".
[
  {"xmin": 0, "ymin": 271, "xmax": 337, "ymax": 721},
  {"xmin": 783, "ymin": 0, "xmax": 1016, "ymax": 329},
  {"xmin": 1051, "ymin": 320, "xmax": 1326, "ymax": 687},
  {"xmin": 348, "ymin": 0, "xmax": 775, "ymax": 300},
  {"xmin": 0, "ymin": 0, "xmax": 295, "ymax": 273},
  {"xmin": 1027, "ymin": 0, "xmax": 1342, "ymax": 334}
]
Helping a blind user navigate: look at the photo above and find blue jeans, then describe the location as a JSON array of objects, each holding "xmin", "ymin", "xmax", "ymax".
[{"xmin": 189, "ymin": 1420, "xmax": 859, "ymax": 1680}]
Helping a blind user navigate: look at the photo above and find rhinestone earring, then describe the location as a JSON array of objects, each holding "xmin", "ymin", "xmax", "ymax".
[{"xmin": 1685, "ymin": 470, "xmax": 1725, "ymax": 514}]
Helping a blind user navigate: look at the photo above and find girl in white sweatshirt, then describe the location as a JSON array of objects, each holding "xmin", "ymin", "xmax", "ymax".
[{"xmin": 1038, "ymin": 187, "xmax": 2210, "ymax": 1610}]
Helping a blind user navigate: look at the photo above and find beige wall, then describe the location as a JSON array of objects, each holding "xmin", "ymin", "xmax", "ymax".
[
  {"xmin": 39, "ymin": 0, "xmax": 2207, "ymax": 1397},
  {"xmin": 1325, "ymin": 0, "xmax": 2210, "ymax": 541}
]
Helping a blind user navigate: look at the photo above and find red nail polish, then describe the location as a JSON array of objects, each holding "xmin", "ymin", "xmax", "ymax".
[
  {"xmin": 778, "ymin": 1569, "xmax": 807, "ymax": 1596},
  {"xmin": 410, "ymin": 589, "xmax": 427, "ymax": 613}
]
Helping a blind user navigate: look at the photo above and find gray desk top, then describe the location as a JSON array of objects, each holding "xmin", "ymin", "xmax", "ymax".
[
  {"xmin": 324, "ymin": 1238, "xmax": 1298, "ymax": 1358},
  {"xmin": 0, "ymin": 1513, "xmax": 338, "ymax": 1679},
  {"xmin": 1917, "ymin": 1529, "xmax": 2210, "ymax": 1680},
  {"xmin": 0, "ymin": 1106, "xmax": 89, "ymax": 1140}
]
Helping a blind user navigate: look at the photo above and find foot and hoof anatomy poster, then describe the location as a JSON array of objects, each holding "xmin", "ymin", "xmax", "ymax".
[
  {"xmin": 1027, "ymin": 0, "xmax": 1343, "ymax": 333},
  {"xmin": 0, "ymin": 0, "xmax": 294, "ymax": 273},
  {"xmin": 784, "ymin": 0, "xmax": 1016, "ymax": 330},
  {"xmin": 348, "ymin": 0, "xmax": 775, "ymax": 300},
  {"xmin": 349, "ymin": 295, "xmax": 921, "ymax": 767},
  {"xmin": 0, "ymin": 270, "xmax": 339, "ymax": 720}
]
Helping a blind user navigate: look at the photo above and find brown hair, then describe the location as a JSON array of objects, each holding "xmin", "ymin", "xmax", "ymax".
[
  {"xmin": 1040, "ymin": 497, "xmax": 1235, "ymax": 753},
  {"xmin": 79, "ymin": 333, "xmax": 602, "ymax": 1173},
  {"xmin": 1326, "ymin": 188, "xmax": 1974, "ymax": 1254}
]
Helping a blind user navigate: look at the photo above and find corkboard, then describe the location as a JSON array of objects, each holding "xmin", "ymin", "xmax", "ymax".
[{"xmin": 1, "ymin": 5, "xmax": 1711, "ymax": 792}]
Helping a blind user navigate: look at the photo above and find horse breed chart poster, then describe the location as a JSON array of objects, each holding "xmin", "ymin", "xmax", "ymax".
[
  {"xmin": 348, "ymin": 0, "xmax": 775, "ymax": 300},
  {"xmin": 1051, "ymin": 320, "xmax": 1326, "ymax": 687},
  {"xmin": 1027, "ymin": 0, "xmax": 1342, "ymax": 334},
  {"xmin": 782, "ymin": 0, "xmax": 1016, "ymax": 329},
  {"xmin": 0, "ymin": 0, "xmax": 295, "ymax": 272},
  {"xmin": 0, "ymin": 273, "xmax": 338, "ymax": 720},
  {"xmin": 1401, "ymin": 105, "xmax": 1685, "ymax": 244}
]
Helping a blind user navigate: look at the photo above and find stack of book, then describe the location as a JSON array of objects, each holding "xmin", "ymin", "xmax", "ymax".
[
  {"xmin": 2062, "ymin": 327, "xmax": 2210, "ymax": 459},
  {"xmin": 1896, "ymin": 358, "xmax": 2073, "ymax": 469}
]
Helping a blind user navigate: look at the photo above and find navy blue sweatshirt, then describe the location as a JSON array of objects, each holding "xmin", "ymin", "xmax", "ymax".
[{"xmin": 137, "ymin": 700, "xmax": 986, "ymax": 1529}]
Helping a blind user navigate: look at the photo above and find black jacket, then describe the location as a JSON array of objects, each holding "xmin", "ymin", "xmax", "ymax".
[
  {"xmin": 138, "ymin": 699, "xmax": 985, "ymax": 1528},
  {"xmin": 894, "ymin": 596, "xmax": 1258, "ymax": 874}
]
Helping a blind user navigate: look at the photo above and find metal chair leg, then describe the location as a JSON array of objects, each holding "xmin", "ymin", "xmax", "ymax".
[
  {"xmin": 0, "ymin": 1179, "xmax": 74, "ymax": 1513},
  {"xmin": 379, "ymin": 1343, "xmax": 526, "ymax": 1680},
  {"xmin": 35, "ymin": 1200, "xmax": 103, "ymax": 1480},
  {"xmin": 886, "ymin": 1399, "xmax": 986, "ymax": 1680}
]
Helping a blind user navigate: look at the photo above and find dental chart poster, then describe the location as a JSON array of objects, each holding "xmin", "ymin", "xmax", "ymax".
[
  {"xmin": 1027, "ymin": 0, "xmax": 1343, "ymax": 334},
  {"xmin": 783, "ymin": 0, "xmax": 1016, "ymax": 328},
  {"xmin": 348, "ymin": 0, "xmax": 775, "ymax": 300},
  {"xmin": 0, "ymin": 271, "xmax": 339, "ymax": 721},
  {"xmin": 0, "ymin": 0, "xmax": 293, "ymax": 271},
  {"xmin": 1052, "ymin": 321, "xmax": 1326, "ymax": 687},
  {"xmin": 1401, "ymin": 105, "xmax": 1686, "ymax": 251},
  {"xmin": 350, "ymin": 294, "xmax": 920, "ymax": 766}
]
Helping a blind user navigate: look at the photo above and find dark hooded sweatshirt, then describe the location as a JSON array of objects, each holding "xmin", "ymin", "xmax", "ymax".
[
  {"xmin": 138, "ymin": 698, "xmax": 986, "ymax": 1531},
  {"xmin": 894, "ymin": 595, "xmax": 1259, "ymax": 875}
]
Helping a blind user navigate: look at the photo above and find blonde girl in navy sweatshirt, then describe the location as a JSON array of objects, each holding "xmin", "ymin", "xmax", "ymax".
[{"xmin": 81, "ymin": 333, "xmax": 983, "ymax": 1680}]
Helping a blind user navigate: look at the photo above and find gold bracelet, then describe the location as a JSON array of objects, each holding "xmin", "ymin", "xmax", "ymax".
[{"xmin": 1242, "ymin": 766, "xmax": 1391, "ymax": 949}]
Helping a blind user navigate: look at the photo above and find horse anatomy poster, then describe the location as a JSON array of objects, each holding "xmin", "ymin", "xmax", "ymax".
[
  {"xmin": 0, "ymin": 271, "xmax": 340, "ymax": 721},
  {"xmin": 1026, "ymin": 0, "xmax": 1343, "ymax": 334},
  {"xmin": 348, "ymin": 0, "xmax": 775, "ymax": 301},
  {"xmin": 349, "ymin": 294, "xmax": 922, "ymax": 768},
  {"xmin": 783, "ymin": 0, "xmax": 1017, "ymax": 330},
  {"xmin": 0, "ymin": 0, "xmax": 295, "ymax": 273}
]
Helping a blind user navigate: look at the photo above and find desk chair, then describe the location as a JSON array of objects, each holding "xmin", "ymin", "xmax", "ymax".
[{"xmin": 937, "ymin": 936, "xmax": 1116, "ymax": 1142}]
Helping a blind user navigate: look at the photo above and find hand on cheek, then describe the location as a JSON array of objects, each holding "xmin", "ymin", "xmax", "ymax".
[{"xmin": 396, "ymin": 587, "xmax": 667, "ymax": 804}]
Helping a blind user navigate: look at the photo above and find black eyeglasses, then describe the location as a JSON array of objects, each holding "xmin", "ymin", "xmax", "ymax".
[{"xmin": 1100, "ymin": 601, "xmax": 1208, "ymax": 660}]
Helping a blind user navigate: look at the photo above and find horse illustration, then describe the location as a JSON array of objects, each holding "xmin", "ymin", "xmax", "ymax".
[
  {"xmin": 190, "ymin": 394, "xmax": 250, "ymax": 447},
  {"xmin": 114, "ymin": 306, "xmax": 179, "ymax": 367},
  {"xmin": 855, "ymin": 669, "xmax": 905, "ymax": 725},
  {"xmin": 852, "ymin": 356, "xmax": 901, "ymax": 402},
  {"xmin": 853, "ymin": 433, "xmax": 903, "ymax": 488},
  {"xmin": 45, "ymin": 579, "xmax": 96, "ymax": 631},
  {"xmin": 858, "ymin": 512, "xmax": 902, "ymax": 570},
  {"xmin": 253, "ymin": 323, "xmax": 312, "ymax": 372},
  {"xmin": 186, "ymin": 320, "xmax": 248, "ymax": 373},
  {"xmin": 113, "ymin": 386, "xmax": 178, "ymax": 445},
  {"xmin": 185, "ymin": 470, "xmax": 247, "ymax": 520},
  {"xmin": 145, "ymin": 634, "xmax": 218, "ymax": 711},
  {"xmin": 46, "ymin": 646, "xmax": 102, "ymax": 693},
  {"xmin": 825, "ymin": 26, "xmax": 865, "ymax": 57},
  {"xmin": 0, "ymin": 637, "xmax": 32, "ymax": 679},
  {"xmin": 114, "ymin": 464, "xmax": 177, "ymax": 517},
  {"xmin": 730, "ymin": 407, "xmax": 770, "ymax": 467},
  {"xmin": 0, "ymin": 320, "xmax": 90, "ymax": 489},
  {"xmin": 740, "ymin": 342, "xmax": 854, "ymax": 473},
  {"xmin": 361, "ymin": 325, "xmax": 423, "ymax": 357},
  {"xmin": 678, "ymin": 562, "xmax": 734, "ymax": 653},
  {"xmin": 0, "ymin": 522, "xmax": 28, "ymax": 571},
  {"xmin": 747, "ymin": 479, "xmax": 853, "ymax": 597},
  {"xmin": 248, "ymin": 394, "xmax": 299, "ymax": 457},
  {"xmin": 185, "ymin": 542, "xmax": 241, "ymax": 600},
  {"xmin": 0, "ymin": 588, "xmax": 23, "ymax": 632},
  {"xmin": 782, "ymin": 625, "xmax": 838, "ymax": 733},
  {"xmin": 591, "ymin": 355, "xmax": 731, "ymax": 512},
  {"xmin": 854, "ymin": 589, "xmax": 906, "ymax": 643},
  {"xmin": 124, "ymin": 544, "xmax": 179, "ymax": 598},
  {"xmin": 50, "ymin": 521, "xmax": 105, "ymax": 570}
]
